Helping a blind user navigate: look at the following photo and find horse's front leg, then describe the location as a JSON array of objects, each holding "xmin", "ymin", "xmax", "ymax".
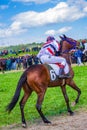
[
  {"xmin": 60, "ymin": 85, "xmax": 74, "ymax": 115},
  {"xmin": 67, "ymin": 80, "xmax": 81, "ymax": 105}
]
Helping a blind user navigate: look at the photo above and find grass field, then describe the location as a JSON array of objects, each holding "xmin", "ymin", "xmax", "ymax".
[{"xmin": 0, "ymin": 65, "xmax": 87, "ymax": 127}]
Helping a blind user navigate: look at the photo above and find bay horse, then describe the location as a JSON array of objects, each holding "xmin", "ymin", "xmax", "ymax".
[{"xmin": 6, "ymin": 35, "xmax": 81, "ymax": 128}]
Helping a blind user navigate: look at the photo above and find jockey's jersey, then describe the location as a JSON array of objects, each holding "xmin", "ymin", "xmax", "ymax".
[{"xmin": 37, "ymin": 40, "xmax": 60, "ymax": 58}]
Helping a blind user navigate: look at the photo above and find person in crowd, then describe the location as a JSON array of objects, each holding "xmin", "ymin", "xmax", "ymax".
[
  {"xmin": 33, "ymin": 55, "xmax": 39, "ymax": 64},
  {"xmin": 27, "ymin": 55, "xmax": 33, "ymax": 66},
  {"xmin": 74, "ymin": 46, "xmax": 83, "ymax": 66},
  {"xmin": 83, "ymin": 40, "xmax": 87, "ymax": 54},
  {"xmin": 80, "ymin": 40, "xmax": 85, "ymax": 51},
  {"xmin": 37, "ymin": 36, "xmax": 70, "ymax": 78},
  {"xmin": 11, "ymin": 57, "xmax": 17, "ymax": 70},
  {"xmin": 6, "ymin": 57, "xmax": 12, "ymax": 70},
  {"xmin": 16, "ymin": 57, "xmax": 22, "ymax": 70},
  {"xmin": 22, "ymin": 56, "xmax": 27, "ymax": 69}
]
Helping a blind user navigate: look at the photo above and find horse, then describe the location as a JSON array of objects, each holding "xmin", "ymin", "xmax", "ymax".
[{"xmin": 6, "ymin": 35, "xmax": 81, "ymax": 128}]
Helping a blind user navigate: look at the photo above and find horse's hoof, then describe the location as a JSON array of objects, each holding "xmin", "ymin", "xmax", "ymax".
[
  {"xmin": 44, "ymin": 120, "xmax": 51, "ymax": 124},
  {"xmin": 22, "ymin": 123, "xmax": 27, "ymax": 128},
  {"xmin": 68, "ymin": 110, "xmax": 74, "ymax": 116},
  {"xmin": 70, "ymin": 111, "xmax": 74, "ymax": 116}
]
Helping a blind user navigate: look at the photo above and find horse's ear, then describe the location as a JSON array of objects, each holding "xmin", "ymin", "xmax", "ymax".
[
  {"xmin": 63, "ymin": 34, "xmax": 67, "ymax": 38},
  {"xmin": 59, "ymin": 36, "xmax": 64, "ymax": 40}
]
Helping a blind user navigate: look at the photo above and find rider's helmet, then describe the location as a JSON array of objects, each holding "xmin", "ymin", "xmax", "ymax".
[{"xmin": 46, "ymin": 36, "xmax": 55, "ymax": 42}]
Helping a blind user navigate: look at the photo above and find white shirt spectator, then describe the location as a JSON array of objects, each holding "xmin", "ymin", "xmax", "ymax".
[{"xmin": 83, "ymin": 43, "xmax": 87, "ymax": 53}]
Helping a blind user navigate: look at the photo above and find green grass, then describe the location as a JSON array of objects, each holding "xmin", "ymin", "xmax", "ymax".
[{"xmin": 0, "ymin": 66, "xmax": 87, "ymax": 127}]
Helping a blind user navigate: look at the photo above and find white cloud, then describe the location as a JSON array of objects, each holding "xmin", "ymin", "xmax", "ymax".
[
  {"xmin": 84, "ymin": 6, "xmax": 87, "ymax": 12},
  {"xmin": 67, "ymin": 0, "xmax": 87, "ymax": 7},
  {"xmin": 58, "ymin": 26, "xmax": 72, "ymax": 33},
  {"xmin": 45, "ymin": 30, "xmax": 56, "ymax": 35},
  {"xmin": 12, "ymin": 0, "xmax": 51, "ymax": 4},
  {"xmin": 45, "ymin": 26, "xmax": 72, "ymax": 35},
  {"xmin": 11, "ymin": 2, "xmax": 86, "ymax": 28},
  {"xmin": 0, "ymin": 5, "xmax": 9, "ymax": 10},
  {"xmin": 0, "ymin": 21, "xmax": 27, "ymax": 38},
  {"xmin": 0, "ymin": 1, "xmax": 87, "ymax": 38}
]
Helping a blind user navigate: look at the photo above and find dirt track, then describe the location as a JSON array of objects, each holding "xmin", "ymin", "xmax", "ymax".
[{"xmin": 1, "ymin": 110, "xmax": 87, "ymax": 130}]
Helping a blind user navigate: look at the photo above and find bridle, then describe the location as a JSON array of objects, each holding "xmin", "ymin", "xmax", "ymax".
[
  {"xmin": 61, "ymin": 37, "xmax": 77, "ymax": 54},
  {"xmin": 59, "ymin": 35, "xmax": 77, "ymax": 65}
]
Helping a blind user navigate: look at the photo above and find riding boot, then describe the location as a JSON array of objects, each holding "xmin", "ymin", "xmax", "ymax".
[
  {"xmin": 59, "ymin": 68, "xmax": 71, "ymax": 79},
  {"xmin": 59, "ymin": 68, "xmax": 65, "ymax": 78}
]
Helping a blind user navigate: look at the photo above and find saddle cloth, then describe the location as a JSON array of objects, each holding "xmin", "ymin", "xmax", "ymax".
[{"xmin": 44, "ymin": 64, "xmax": 60, "ymax": 81}]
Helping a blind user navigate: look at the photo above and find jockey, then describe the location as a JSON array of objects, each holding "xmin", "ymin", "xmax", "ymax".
[{"xmin": 37, "ymin": 36, "xmax": 70, "ymax": 78}]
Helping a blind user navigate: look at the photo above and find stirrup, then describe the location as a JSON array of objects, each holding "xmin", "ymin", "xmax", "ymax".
[
  {"xmin": 59, "ymin": 74, "xmax": 71, "ymax": 79},
  {"xmin": 65, "ymin": 73, "xmax": 72, "ymax": 78},
  {"xmin": 58, "ymin": 75, "xmax": 67, "ymax": 79}
]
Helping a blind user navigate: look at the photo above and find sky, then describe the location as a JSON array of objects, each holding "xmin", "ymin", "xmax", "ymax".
[{"xmin": 0, "ymin": 0, "xmax": 87, "ymax": 47}]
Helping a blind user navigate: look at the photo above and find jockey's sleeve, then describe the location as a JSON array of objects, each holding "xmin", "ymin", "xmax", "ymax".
[{"xmin": 53, "ymin": 40, "xmax": 60, "ymax": 52}]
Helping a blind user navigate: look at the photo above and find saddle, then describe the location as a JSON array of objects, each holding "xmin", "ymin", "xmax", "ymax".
[
  {"xmin": 44, "ymin": 64, "xmax": 71, "ymax": 81},
  {"xmin": 44, "ymin": 64, "xmax": 60, "ymax": 82}
]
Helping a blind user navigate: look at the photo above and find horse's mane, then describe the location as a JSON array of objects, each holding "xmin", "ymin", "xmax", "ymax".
[{"xmin": 59, "ymin": 40, "xmax": 63, "ymax": 53}]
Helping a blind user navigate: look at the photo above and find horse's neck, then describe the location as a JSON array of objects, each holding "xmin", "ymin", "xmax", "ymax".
[
  {"xmin": 61, "ymin": 44, "xmax": 71, "ymax": 65},
  {"xmin": 61, "ymin": 43, "xmax": 70, "ymax": 53},
  {"xmin": 61, "ymin": 41, "xmax": 71, "ymax": 65}
]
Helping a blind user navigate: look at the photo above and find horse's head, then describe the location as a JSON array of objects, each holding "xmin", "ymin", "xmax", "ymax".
[{"xmin": 59, "ymin": 34, "xmax": 79, "ymax": 53}]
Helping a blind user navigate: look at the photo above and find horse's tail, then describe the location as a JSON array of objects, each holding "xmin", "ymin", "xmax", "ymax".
[{"xmin": 6, "ymin": 70, "xmax": 27, "ymax": 113}]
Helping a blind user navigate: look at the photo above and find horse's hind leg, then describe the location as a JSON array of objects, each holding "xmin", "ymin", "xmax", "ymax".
[
  {"xmin": 36, "ymin": 88, "xmax": 51, "ymax": 124},
  {"xmin": 61, "ymin": 85, "xmax": 74, "ymax": 115},
  {"xmin": 19, "ymin": 83, "xmax": 32, "ymax": 128},
  {"xmin": 67, "ymin": 80, "xmax": 81, "ymax": 104}
]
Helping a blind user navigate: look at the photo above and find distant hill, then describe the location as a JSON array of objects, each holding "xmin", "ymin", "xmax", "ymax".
[{"xmin": 0, "ymin": 42, "xmax": 43, "ymax": 51}]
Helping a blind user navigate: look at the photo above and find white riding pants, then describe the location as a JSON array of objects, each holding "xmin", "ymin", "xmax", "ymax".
[{"xmin": 40, "ymin": 55, "xmax": 69, "ymax": 74}]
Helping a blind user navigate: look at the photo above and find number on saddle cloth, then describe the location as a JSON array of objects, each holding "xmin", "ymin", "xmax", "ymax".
[{"xmin": 44, "ymin": 64, "xmax": 59, "ymax": 81}]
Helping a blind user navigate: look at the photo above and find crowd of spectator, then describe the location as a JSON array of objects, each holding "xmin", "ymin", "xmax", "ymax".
[
  {"xmin": 0, "ymin": 40, "xmax": 87, "ymax": 72},
  {"xmin": 71, "ymin": 40, "xmax": 87, "ymax": 66},
  {"xmin": 0, "ymin": 55, "xmax": 40, "ymax": 71}
]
